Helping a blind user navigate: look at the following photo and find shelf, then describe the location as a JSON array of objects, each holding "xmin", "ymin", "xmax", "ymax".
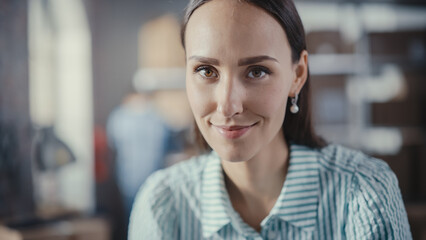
[{"xmin": 309, "ymin": 54, "xmax": 363, "ymax": 75}]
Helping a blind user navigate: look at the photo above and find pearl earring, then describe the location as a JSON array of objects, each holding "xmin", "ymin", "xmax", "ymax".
[{"xmin": 290, "ymin": 94, "xmax": 299, "ymax": 114}]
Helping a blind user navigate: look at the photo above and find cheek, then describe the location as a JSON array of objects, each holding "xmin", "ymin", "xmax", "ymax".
[
  {"xmin": 249, "ymin": 82, "xmax": 289, "ymax": 118},
  {"xmin": 186, "ymin": 78, "xmax": 213, "ymax": 117}
]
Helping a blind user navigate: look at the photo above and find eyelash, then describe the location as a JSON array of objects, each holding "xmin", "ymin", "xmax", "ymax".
[{"xmin": 193, "ymin": 65, "xmax": 272, "ymax": 80}]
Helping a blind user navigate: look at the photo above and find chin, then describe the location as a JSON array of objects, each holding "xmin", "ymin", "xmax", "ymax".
[{"xmin": 214, "ymin": 145, "xmax": 255, "ymax": 163}]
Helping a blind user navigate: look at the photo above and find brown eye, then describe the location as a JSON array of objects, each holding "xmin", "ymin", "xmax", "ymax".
[
  {"xmin": 196, "ymin": 66, "xmax": 218, "ymax": 78},
  {"xmin": 248, "ymin": 67, "xmax": 269, "ymax": 79},
  {"xmin": 251, "ymin": 70, "xmax": 262, "ymax": 78},
  {"xmin": 204, "ymin": 69, "xmax": 214, "ymax": 77}
]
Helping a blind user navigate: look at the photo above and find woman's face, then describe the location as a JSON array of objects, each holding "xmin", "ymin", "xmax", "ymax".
[{"xmin": 185, "ymin": 0, "xmax": 306, "ymax": 162}]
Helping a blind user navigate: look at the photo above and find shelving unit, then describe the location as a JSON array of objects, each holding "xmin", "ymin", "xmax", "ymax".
[{"xmin": 299, "ymin": 2, "xmax": 426, "ymax": 238}]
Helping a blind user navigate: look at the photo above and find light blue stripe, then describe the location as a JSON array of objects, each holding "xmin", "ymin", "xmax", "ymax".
[
  {"xmin": 286, "ymin": 174, "xmax": 318, "ymax": 180},
  {"xmin": 285, "ymin": 187, "xmax": 318, "ymax": 195},
  {"xmin": 278, "ymin": 202, "xmax": 319, "ymax": 209},
  {"xmin": 290, "ymin": 160, "xmax": 317, "ymax": 165}
]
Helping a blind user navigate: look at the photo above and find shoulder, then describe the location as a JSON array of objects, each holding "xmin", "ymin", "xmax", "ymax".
[
  {"xmin": 317, "ymin": 144, "xmax": 399, "ymax": 198},
  {"xmin": 131, "ymin": 152, "xmax": 216, "ymax": 213},
  {"xmin": 317, "ymin": 144, "xmax": 401, "ymax": 203},
  {"xmin": 147, "ymin": 152, "xmax": 210, "ymax": 189},
  {"xmin": 315, "ymin": 145, "xmax": 411, "ymax": 239},
  {"xmin": 317, "ymin": 144, "xmax": 393, "ymax": 178},
  {"xmin": 129, "ymin": 153, "xmax": 212, "ymax": 239},
  {"xmin": 304, "ymin": 143, "xmax": 401, "ymax": 206}
]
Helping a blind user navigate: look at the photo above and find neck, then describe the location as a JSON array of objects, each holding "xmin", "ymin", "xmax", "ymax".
[{"xmin": 221, "ymin": 133, "xmax": 290, "ymax": 231}]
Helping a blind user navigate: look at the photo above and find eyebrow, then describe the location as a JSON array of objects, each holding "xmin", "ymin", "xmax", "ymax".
[
  {"xmin": 188, "ymin": 56, "xmax": 220, "ymax": 65},
  {"xmin": 238, "ymin": 55, "xmax": 279, "ymax": 66},
  {"xmin": 188, "ymin": 55, "xmax": 278, "ymax": 66}
]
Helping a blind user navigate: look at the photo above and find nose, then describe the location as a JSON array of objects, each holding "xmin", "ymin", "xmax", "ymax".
[{"xmin": 216, "ymin": 75, "xmax": 244, "ymax": 118}]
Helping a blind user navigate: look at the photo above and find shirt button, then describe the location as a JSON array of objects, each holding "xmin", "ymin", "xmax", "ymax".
[{"xmin": 268, "ymin": 230, "xmax": 277, "ymax": 239}]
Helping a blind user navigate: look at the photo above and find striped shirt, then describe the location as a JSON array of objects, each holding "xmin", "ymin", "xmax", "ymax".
[{"xmin": 128, "ymin": 144, "xmax": 412, "ymax": 239}]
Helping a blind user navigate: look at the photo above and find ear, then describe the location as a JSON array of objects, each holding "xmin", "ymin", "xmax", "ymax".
[{"xmin": 289, "ymin": 50, "xmax": 308, "ymax": 97}]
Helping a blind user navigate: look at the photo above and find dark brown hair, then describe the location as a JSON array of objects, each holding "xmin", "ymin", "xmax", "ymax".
[{"xmin": 181, "ymin": 0, "xmax": 326, "ymax": 151}]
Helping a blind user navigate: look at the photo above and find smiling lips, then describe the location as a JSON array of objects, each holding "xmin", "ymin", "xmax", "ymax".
[{"xmin": 212, "ymin": 123, "xmax": 257, "ymax": 139}]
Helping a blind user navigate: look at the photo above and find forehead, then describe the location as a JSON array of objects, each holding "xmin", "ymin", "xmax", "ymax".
[{"xmin": 185, "ymin": 0, "xmax": 291, "ymax": 62}]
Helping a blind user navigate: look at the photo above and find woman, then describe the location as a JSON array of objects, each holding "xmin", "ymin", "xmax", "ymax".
[{"xmin": 129, "ymin": 0, "xmax": 412, "ymax": 239}]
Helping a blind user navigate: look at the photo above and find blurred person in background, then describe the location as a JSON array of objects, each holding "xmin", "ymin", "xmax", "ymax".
[
  {"xmin": 128, "ymin": 0, "xmax": 412, "ymax": 239},
  {"xmin": 106, "ymin": 84, "xmax": 178, "ymax": 219}
]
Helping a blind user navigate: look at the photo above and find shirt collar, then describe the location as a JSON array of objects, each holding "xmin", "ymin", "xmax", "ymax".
[
  {"xmin": 201, "ymin": 144, "xmax": 320, "ymax": 237},
  {"xmin": 201, "ymin": 151, "xmax": 232, "ymax": 238},
  {"xmin": 268, "ymin": 144, "xmax": 320, "ymax": 232}
]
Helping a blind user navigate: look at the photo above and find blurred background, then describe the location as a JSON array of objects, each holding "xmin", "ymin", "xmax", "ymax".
[{"xmin": 0, "ymin": 0, "xmax": 425, "ymax": 239}]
